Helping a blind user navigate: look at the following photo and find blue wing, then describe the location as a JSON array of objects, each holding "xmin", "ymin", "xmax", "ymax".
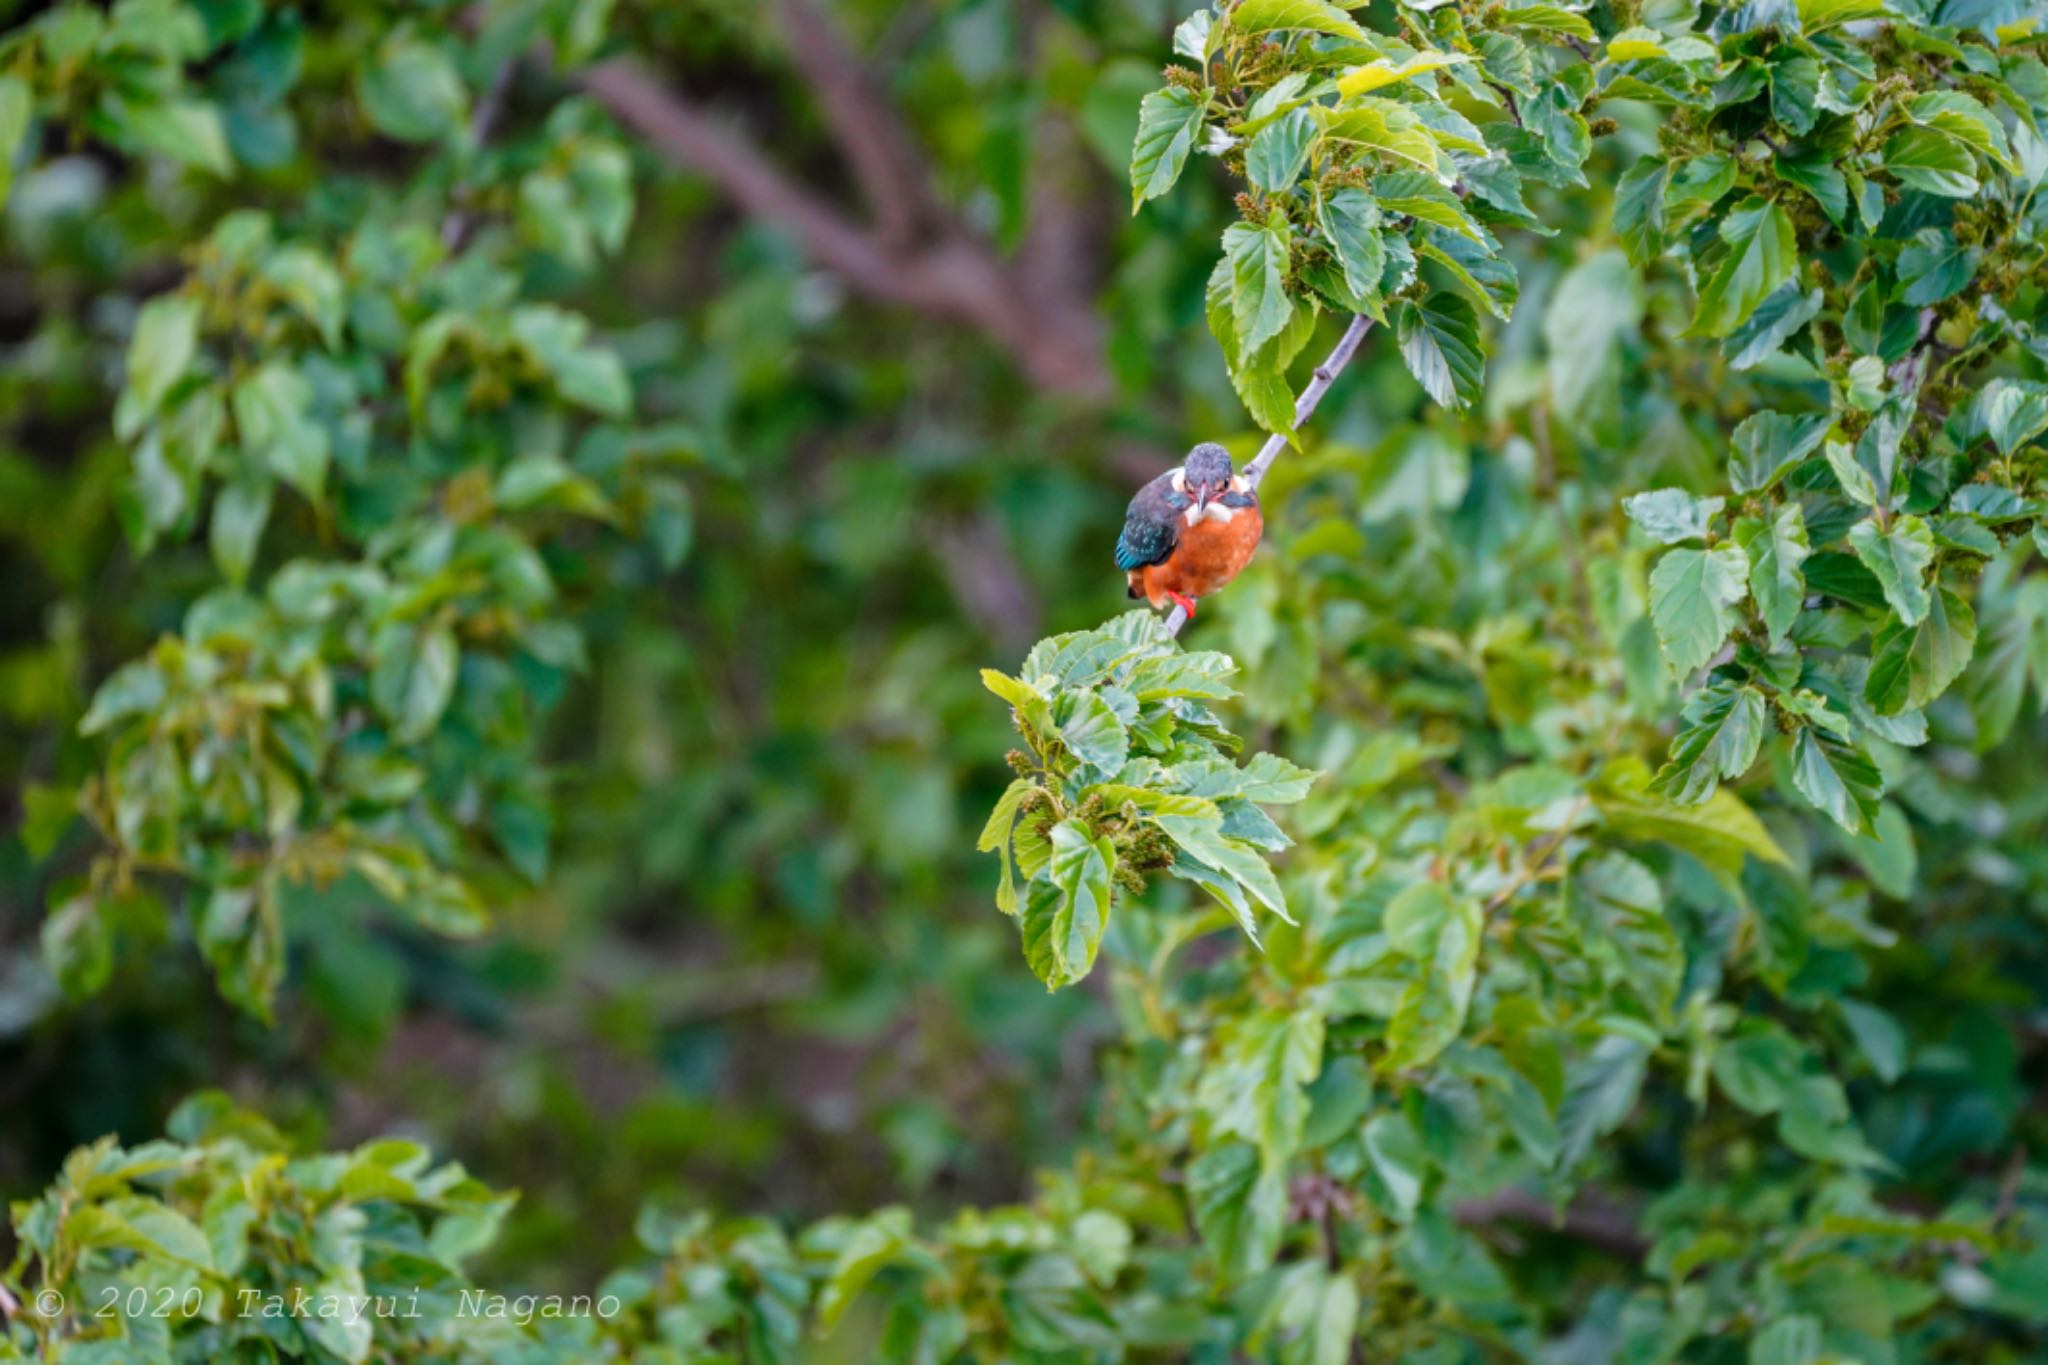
[{"xmin": 1115, "ymin": 473, "xmax": 1185, "ymax": 571}]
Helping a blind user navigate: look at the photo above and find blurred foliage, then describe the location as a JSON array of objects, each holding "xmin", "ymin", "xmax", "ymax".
[{"xmin": 3, "ymin": 0, "xmax": 2048, "ymax": 1360}]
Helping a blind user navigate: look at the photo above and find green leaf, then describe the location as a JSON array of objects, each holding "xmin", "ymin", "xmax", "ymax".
[
  {"xmin": 1652, "ymin": 683, "xmax": 1768, "ymax": 802},
  {"xmin": 1689, "ymin": 197, "xmax": 1796, "ymax": 338},
  {"xmin": 1203, "ymin": 1008, "xmax": 1326, "ymax": 1167},
  {"xmin": 1769, "ymin": 53, "xmax": 1820, "ymax": 135},
  {"xmin": 1381, "ymin": 882, "xmax": 1483, "ymax": 1071},
  {"xmin": 359, "ymin": 31, "xmax": 467, "ymax": 142},
  {"xmin": 371, "ymin": 621, "xmax": 461, "ymax": 744},
  {"xmin": 1318, "ymin": 102, "xmax": 1440, "ymax": 174},
  {"xmin": 509, "ymin": 305, "xmax": 633, "ymax": 418},
  {"xmin": 1230, "ymin": 0, "xmax": 1368, "ymax": 42},
  {"xmin": 1131, "ymin": 86, "xmax": 1206, "ymax": 209},
  {"xmin": 1624, "ymin": 489, "xmax": 1723, "ymax": 545},
  {"xmin": 1791, "ymin": 727, "xmax": 1884, "ymax": 834},
  {"xmin": 1545, "ymin": 249, "xmax": 1641, "ymax": 412},
  {"xmin": 1268, "ymin": 1263, "xmax": 1361, "ymax": 1365},
  {"xmin": 1729, "ymin": 411, "xmax": 1830, "ymax": 494},
  {"xmin": 979, "ymin": 778, "xmax": 1033, "ymax": 916},
  {"xmin": 209, "ymin": 475, "xmax": 273, "ymax": 586},
  {"xmin": 817, "ymin": 1209, "xmax": 911, "ymax": 1332},
  {"xmin": 1363, "ymin": 1113, "xmax": 1427, "ymax": 1220},
  {"xmin": 1047, "ymin": 820, "xmax": 1117, "ymax": 986},
  {"xmin": 119, "ymin": 295, "xmax": 202, "ymax": 437},
  {"xmin": 1613, "ymin": 158, "xmax": 1669, "ymax": 266},
  {"xmin": 1735, "ymin": 504, "xmax": 1810, "ymax": 642},
  {"xmin": 1751, "ymin": 1315, "xmax": 1822, "ymax": 1365},
  {"xmin": 43, "ymin": 895, "xmax": 112, "ymax": 997},
  {"xmin": 1317, "ymin": 189, "xmax": 1386, "ymax": 317},
  {"xmin": 1188, "ymin": 1141, "xmax": 1286, "ymax": 1277},
  {"xmin": 261, "ymin": 246, "xmax": 345, "ymax": 348},
  {"xmin": 1847, "ymin": 515, "xmax": 1936, "ymax": 625},
  {"xmin": 1865, "ymin": 585, "xmax": 1976, "ymax": 713},
  {"xmin": 1224, "ymin": 218, "xmax": 1294, "ymax": 361},
  {"xmin": 1247, "ymin": 108, "xmax": 1314, "ymax": 191},
  {"xmin": 108, "ymin": 97, "xmax": 233, "ymax": 175},
  {"xmin": 0, "ymin": 75, "xmax": 32, "ymax": 210},
  {"xmin": 1881, "ymin": 127, "xmax": 1978, "ymax": 197},
  {"xmin": 1649, "ymin": 544, "xmax": 1749, "ymax": 677},
  {"xmin": 1594, "ymin": 756, "xmax": 1791, "ymax": 874},
  {"xmin": 1498, "ymin": 5, "xmax": 1598, "ymax": 40},
  {"xmin": 1556, "ymin": 1037, "xmax": 1648, "ymax": 1170},
  {"xmin": 1059, "ymin": 691, "xmax": 1130, "ymax": 775},
  {"xmin": 1157, "ymin": 813, "xmax": 1291, "ymax": 924},
  {"xmin": 1396, "ymin": 294, "xmax": 1484, "ymax": 410},
  {"xmin": 1724, "ymin": 284, "xmax": 1821, "ymax": 369},
  {"xmin": 232, "ymin": 363, "xmax": 330, "ymax": 502},
  {"xmin": 1908, "ymin": 91, "xmax": 2011, "ymax": 169},
  {"xmin": 1896, "ymin": 228, "xmax": 1979, "ymax": 306}
]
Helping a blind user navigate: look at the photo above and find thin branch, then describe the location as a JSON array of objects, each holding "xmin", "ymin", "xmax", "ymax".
[
  {"xmin": 1162, "ymin": 313, "xmax": 1376, "ymax": 638},
  {"xmin": 933, "ymin": 512, "xmax": 1043, "ymax": 652},
  {"xmin": 441, "ymin": 57, "xmax": 520, "ymax": 252},
  {"xmin": 1455, "ymin": 1186, "xmax": 1648, "ymax": 1258}
]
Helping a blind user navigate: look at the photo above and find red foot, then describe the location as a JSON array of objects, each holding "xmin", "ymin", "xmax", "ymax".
[{"xmin": 1168, "ymin": 591, "xmax": 1198, "ymax": 619}]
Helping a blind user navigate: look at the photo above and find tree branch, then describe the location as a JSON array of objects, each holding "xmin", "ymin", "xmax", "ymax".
[
  {"xmin": 1161, "ymin": 314, "xmax": 1376, "ymax": 638},
  {"xmin": 577, "ymin": 49, "xmax": 1108, "ymax": 398},
  {"xmin": 772, "ymin": 0, "xmax": 944, "ymax": 247}
]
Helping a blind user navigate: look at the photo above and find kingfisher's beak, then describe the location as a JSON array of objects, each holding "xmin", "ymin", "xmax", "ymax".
[{"xmin": 1195, "ymin": 482, "xmax": 1215, "ymax": 511}]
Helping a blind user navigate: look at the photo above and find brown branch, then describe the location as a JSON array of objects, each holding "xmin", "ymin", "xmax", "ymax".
[
  {"xmin": 773, "ymin": 0, "xmax": 944, "ymax": 247},
  {"xmin": 932, "ymin": 512, "xmax": 1043, "ymax": 652},
  {"xmin": 441, "ymin": 57, "xmax": 520, "ymax": 252},
  {"xmin": 1456, "ymin": 1187, "xmax": 1649, "ymax": 1258},
  {"xmin": 577, "ymin": 52, "xmax": 1108, "ymax": 398}
]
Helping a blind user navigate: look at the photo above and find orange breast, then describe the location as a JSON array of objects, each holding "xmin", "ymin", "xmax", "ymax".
[{"xmin": 1136, "ymin": 506, "xmax": 1263, "ymax": 606}]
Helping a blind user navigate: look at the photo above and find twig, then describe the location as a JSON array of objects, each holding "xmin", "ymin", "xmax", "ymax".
[
  {"xmin": 441, "ymin": 57, "xmax": 519, "ymax": 252},
  {"xmin": 1162, "ymin": 313, "xmax": 1376, "ymax": 638},
  {"xmin": 1455, "ymin": 1186, "xmax": 1647, "ymax": 1257}
]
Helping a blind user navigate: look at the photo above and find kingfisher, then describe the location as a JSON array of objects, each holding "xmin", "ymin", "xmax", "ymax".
[{"xmin": 1115, "ymin": 442, "xmax": 1263, "ymax": 619}]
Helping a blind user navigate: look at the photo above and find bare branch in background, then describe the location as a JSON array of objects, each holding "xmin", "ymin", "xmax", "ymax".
[
  {"xmin": 932, "ymin": 512, "xmax": 1043, "ymax": 652},
  {"xmin": 578, "ymin": 15, "xmax": 1107, "ymax": 399},
  {"xmin": 773, "ymin": 0, "xmax": 945, "ymax": 247}
]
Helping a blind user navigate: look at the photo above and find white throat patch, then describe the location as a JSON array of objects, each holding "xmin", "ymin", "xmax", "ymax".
[{"xmin": 1186, "ymin": 501, "xmax": 1238, "ymax": 526}]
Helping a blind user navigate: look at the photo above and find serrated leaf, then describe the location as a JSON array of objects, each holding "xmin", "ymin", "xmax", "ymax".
[
  {"xmin": 1047, "ymin": 820, "xmax": 1116, "ymax": 985},
  {"xmin": 1847, "ymin": 515, "xmax": 1935, "ymax": 625},
  {"xmin": 1724, "ymin": 284, "xmax": 1821, "ymax": 369},
  {"xmin": 1131, "ymin": 86, "xmax": 1207, "ymax": 208},
  {"xmin": 1188, "ymin": 1141, "xmax": 1286, "ymax": 1277},
  {"xmin": 1317, "ymin": 188, "xmax": 1386, "ymax": 315},
  {"xmin": 1896, "ymin": 228, "xmax": 1979, "ymax": 306},
  {"xmin": 1224, "ymin": 218, "xmax": 1294, "ymax": 360},
  {"xmin": 1649, "ymin": 544, "xmax": 1749, "ymax": 677},
  {"xmin": 1690, "ymin": 197, "xmax": 1796, "ymax": 338},
  {"xmin": 1735, "ymin": 503, "xmax": 1810, "ymax": 642},
  {"xmin": 1396, "ymin": 294, "xmax": 1484, "ymax": 410},
  {"xmin": 1336, "ymin": 51, "xmax": 1472, "ymax": 98},
  {"xmin": 1728, "ymin": 411, "xmax": 1830, "ymax": 494},
  {"xmin": 1247, "ymin": 107, "xmax": 1314, "ymax": 191},
  {"xmin": 1319, "ymin": 102, "xmax": 1440, "ymax": 174},
  {"xmin": 1614, "ymin": 158, "xmax": 1669, "ymax": 266},
  {"xmin": 1653, "ymin": 684, "xmax": 1769, "ymax": 802},
  {"xmin": 1791, "ymin": 727, "xmax": 1883, "ymax": 834},
  {"xmin": 1882, "ymin": 127, "xmax": 1978, "ymax": 197},
  {"xmin": 1231, "ymin": 0, "xmax": 1367, "ymax": 40},
  {"xmin": 1866, "ymin": 586, "xmax": 1976, "ymax": 713},
  {"xmin": 1624, "ymin": 489, "xmax": 1723, "ymax": 544}
]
